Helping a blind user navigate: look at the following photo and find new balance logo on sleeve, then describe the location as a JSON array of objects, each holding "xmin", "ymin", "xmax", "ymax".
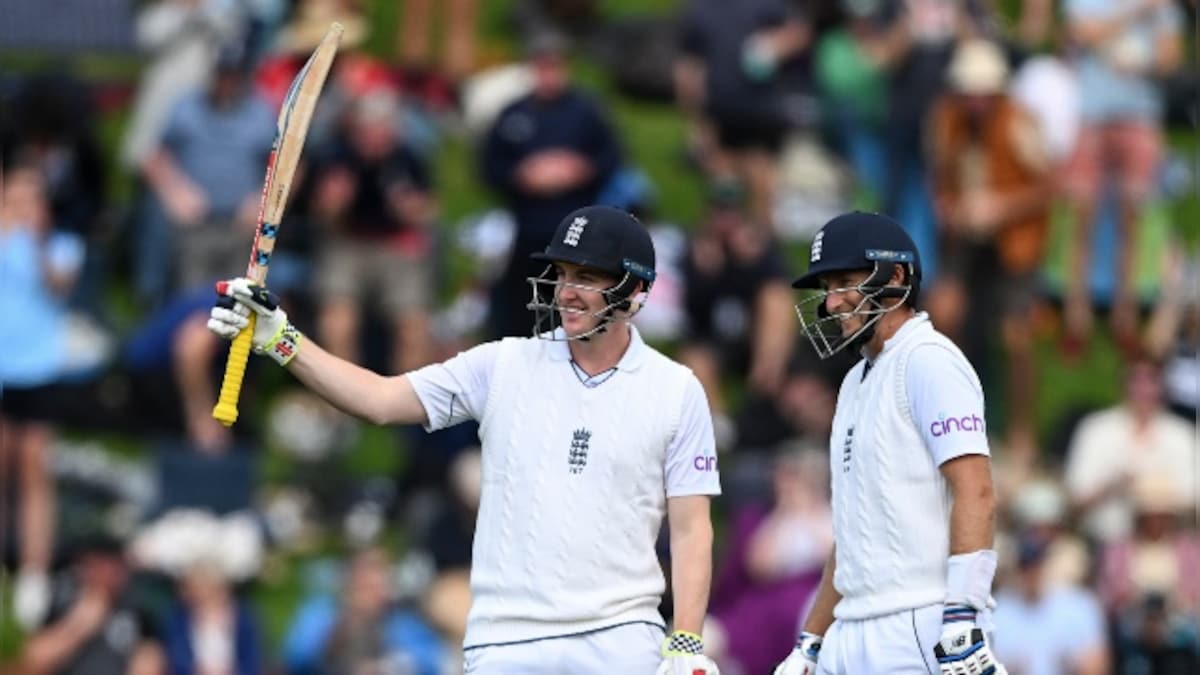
[{"xmin": 568, "ymin": 428, "xmax": 591, "ymax": 473}]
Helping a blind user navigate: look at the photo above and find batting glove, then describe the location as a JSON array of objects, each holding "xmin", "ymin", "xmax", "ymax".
[
  {"xmin": 207, "ymin": 278, "xmax": 301, "ymax": 366},
  {"xmin": 773, "ymin": 631, "xmax": 822, "ymax": 675},
  {"xmin": 655, "ymin": 630, "xmax": 720, "ymax": 675},
  {"xmin": 933, "ymin": 605, "xmax": 1007, "ymax": 675}
]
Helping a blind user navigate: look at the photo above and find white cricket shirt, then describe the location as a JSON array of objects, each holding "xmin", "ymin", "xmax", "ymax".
[
  {"xmin": 408, "ymin": 325, "xmax": 721, "ymax": 647},
  {"xmin": 828, "ymin": 313, "xmax": 991, "ymax": 620}
]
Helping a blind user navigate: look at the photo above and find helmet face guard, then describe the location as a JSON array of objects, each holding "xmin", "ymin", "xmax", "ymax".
[
  {"xmin": 795, "ymin": 259, "xmax": 913, "ymax": 359},
  {"xmin": 526, "ymin": 264, "xmax": 649, "ymax": 341}
]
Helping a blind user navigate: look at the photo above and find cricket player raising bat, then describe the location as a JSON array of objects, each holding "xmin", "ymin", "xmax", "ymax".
[
  {"xmin": 208, "ymin": 205, "xmax": 722, "ymax": 674},
  {"xmin": 774, "ymin": 212, "xmax": 1007, "ymax": 675}
]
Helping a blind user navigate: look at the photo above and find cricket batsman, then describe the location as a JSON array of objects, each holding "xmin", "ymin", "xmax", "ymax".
[
  {"xmin": 774, "ymin": 212, "xmax": 1008, "ymax": 675},
  {"xmin": 207, "ymin": 205, "xmax": 721, "ymax": 674}
]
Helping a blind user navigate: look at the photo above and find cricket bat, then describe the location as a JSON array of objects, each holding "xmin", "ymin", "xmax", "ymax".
[{"xmin": 212, "ymin": 23, "xmax": 344, "ymax": 427}]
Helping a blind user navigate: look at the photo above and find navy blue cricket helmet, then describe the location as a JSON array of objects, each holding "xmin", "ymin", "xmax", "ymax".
[
  {"xmin": 527, "ymin": 205, "xmax": 656, "ymax": 340},
  {"xmin": 792, "ymin": 211, "xmax": 921, "ymax": 290},
  {"xmin": 792, "ymin": 212, "xmax": 922, "ymax": 359}
]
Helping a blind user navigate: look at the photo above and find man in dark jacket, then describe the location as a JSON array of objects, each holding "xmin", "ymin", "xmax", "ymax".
[{"xmin": 480, "ymin": 31, "xmax": 623, "ymax": 338}]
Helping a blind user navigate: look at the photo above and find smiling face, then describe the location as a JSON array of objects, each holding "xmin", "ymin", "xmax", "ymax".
[
  {"xmin": 818, "ymin": 269, "xmax": 874, "ymax": 337},
  {"xmin": 552, "ymin": 262, "xmax": 620, "ymax": 338}
]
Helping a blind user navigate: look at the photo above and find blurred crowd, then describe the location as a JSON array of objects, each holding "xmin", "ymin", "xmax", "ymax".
[{"xmin": 1, "ymin": 0, "xmax": 1197, "ymax": 674}]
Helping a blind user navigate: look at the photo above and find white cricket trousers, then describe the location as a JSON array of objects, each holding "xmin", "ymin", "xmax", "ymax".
[
  {"xmin": 817, "ymin": 604, "xmax": 942, "ymax": 675},
  {"xmin": 463, "ymin": 622, "xmax": 664, "ymax": 674}
]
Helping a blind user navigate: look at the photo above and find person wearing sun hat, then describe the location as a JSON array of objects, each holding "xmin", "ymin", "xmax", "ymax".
[{"xmin": 925, "ymin": 36, "xmax": 1053, "ymax": 463}]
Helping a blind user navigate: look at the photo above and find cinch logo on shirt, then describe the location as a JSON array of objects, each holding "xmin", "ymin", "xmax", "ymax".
[
  {"xmin": 564, "ymin": 216, "xmax": 588, "ymax": 247},
  {"xmin": 693, "ymin": 455, "xmax": 717, "ymax": 472},
  {"xmin": 930, "ymin": 413, "xmax": 985, "ymax": 437}
]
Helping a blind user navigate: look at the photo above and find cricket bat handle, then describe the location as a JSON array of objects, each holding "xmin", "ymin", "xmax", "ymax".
[{"xmin": 213, "ymin": 315, "xmax": 256, "ymax": 427}]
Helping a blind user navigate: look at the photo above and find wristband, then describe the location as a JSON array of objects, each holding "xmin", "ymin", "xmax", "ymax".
[
  {"xmin": 263, "ymin": 321, "xmax": 302, "ymax": 366},
  {"xmin": 663, "ymin": 630, "xmax": 705, "ymax": 656},
  {"xmin": 945, "ymin": 549, "xmax": 997, "ymax": 611},
  {"xmin": 797, "ymin": 631, "xmax": 823, "ymax": 660}
]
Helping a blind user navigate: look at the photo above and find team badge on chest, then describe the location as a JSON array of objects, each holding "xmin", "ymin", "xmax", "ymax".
[{"xmin": 568, "ymin": 427, "xmax": 591, "ymax": 474}]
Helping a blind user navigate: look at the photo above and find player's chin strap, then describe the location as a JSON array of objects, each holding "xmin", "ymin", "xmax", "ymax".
[
  {"xmin": 795, "ymin": 260, "xmax": 912, "ymax": 360},
  {"xmin": 526, "ymin": 266, "xmax": 649, "ymax": 341}
]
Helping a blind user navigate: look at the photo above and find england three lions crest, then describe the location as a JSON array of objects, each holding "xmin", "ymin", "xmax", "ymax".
[{"xmin": 568, "ymin": 428, "xmax": 591, "ymax": 474}]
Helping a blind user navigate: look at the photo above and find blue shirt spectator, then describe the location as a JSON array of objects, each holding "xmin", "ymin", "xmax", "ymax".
[
  {"xmin": 159, "ymin": 87, "xmax": 274, "ymax": 217},
  {"xmin": 992, "ymin": 585, "xmax": 1108, "ymax": 675},
  {"xmin": 163, "ymin": 598, "xmax": 262, "ymax": 675},
  {"xmin": 282, "ymin": 596, "xmax": 446, "ymax": 675},
  {"xmin": 1065, "ymin": 0, "xmax": 1183, "ymax": 122},
  {"xmin": 0, "ymin": 227, "xmax": 84, "ymax": 387}
]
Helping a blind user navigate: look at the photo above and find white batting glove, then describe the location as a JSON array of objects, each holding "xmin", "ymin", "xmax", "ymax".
[
  {"xmin": 774, "ymin": 631, "xmax": 822, "ymax": 675},
  {"xmin": 656, "ymin": 631, "xmax": 720, "ymax": 675},
  {"xmin": 933, "ymin": 605, "xmax": 1007, "ymax": 675},
  {"xmin": 207, "ymin": 278, "xmax": 301, "ymax": 366}
]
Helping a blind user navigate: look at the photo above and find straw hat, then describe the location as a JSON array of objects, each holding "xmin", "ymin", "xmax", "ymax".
[
  {"xmin": 277, "ymin": 0, "xmax": 367, "ymax": 53},
  {"xmin": 1132, "ymin": 473, "xmax": 1189, "ymax": 515},
  {"xmin": 948, "ymin": 39, "xmax": 1009, "ymax": 95}
]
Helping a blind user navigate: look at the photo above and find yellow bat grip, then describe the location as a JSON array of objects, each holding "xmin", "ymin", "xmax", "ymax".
[{"xmin": 212, "ymin": 314, "xmax": 257, "ymax": 427}]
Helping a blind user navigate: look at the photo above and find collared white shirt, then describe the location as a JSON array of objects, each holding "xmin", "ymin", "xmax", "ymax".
[{"xmin": 409, "ymin": 325, "xmax": 720, "ymax": 498}]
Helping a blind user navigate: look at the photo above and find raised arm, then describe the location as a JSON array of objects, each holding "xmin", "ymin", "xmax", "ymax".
[
  {"xmin": 287, "ymin": 336, "xmax": 429, "ymax": 427},
  {"xmin": 208, "ymin": 278, "xmax": 429, "ymax": 427}
]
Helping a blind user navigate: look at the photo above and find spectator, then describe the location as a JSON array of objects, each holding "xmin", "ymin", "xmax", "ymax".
[
  {"xmin": 1060, "ymin": 0, "xmax": 1184, "ymax": 352},
  {"xmin": 139, "ymin": 41, "xmax": 275, "ymax": 296},
  {"xmin": 417, "ymin": 448, "xmax": 480, "ymax": 653},
  {"xmin": 926, "ymin": 38, "xmax": 1052, "ymax": 460},
  {"xmin": 1003, "ymin": 478, "xmax": 1090, "ymax": 588},
  {"xmin": 991, "ymin": 532, "xmax": 1110, "ymax": 675},
  {"xmin": 678, "ymin": 180, "xmax": 796, "ymax": 448},
  {"xmin": 479, "ymin": 29, "xmax": 622, "ymax": 338},
  {"xmin": 171, "ymin": 299, "xmax": 235, "ymax": 453},
  {"xmin": 7, "ymin": 69, "xmax": 108, "ymax": 243},
  {"xmin": 863, "ymin": 0, "xmax": 996, "ymax": 283},
  {"xmin": 704, "ymin": 447, "xmax": 832, "ymax": 675},
  {"xmin": 419, "ymin": 448, "xmax": 480, "ymax": 575},
  {"xmin": 257, "ymin": 0, "xmax": 409, "ymax": 154},
  {"xmin": 163, "ymin": 558, "xmax": 263, "ymax": 675},
  {"xmin": 20, "ymin": 535, "xmax": 165, "ymax": 675},
  {"xmin": 120, "ymin": 0, "xmax": 246, "ymax": 170},
  {"xmin": 1113, "ymin": 591, "xmax": 1200, "ymax": 675},
  {"xmin": 282, "ymin": 547, "xmax": 448, "ymax": 675},
  {"xmin": 395, "ymin": 0, "xmax": 479, "ymax": 110},
  {"xmin": 0, "ymin": 164, "xmax": 90, "ymax": 630},
  {"xmin": 675, "ymin": 0, "xmax": 812, "ymax": 228},
  {"xmin": 122, "ymin": 0, "xmax": 247, "ymax": 307},
  {"xmin": 1096, "ymin": 473, "xmax": 1200, "ymax": 618},
  {"xmin": 814, "ymin": 0, "xmax": 891, "ymax": 200},
  {"xmin": 1144, "ymin": 248, "xmax": 1199, "ymax": 421},
  {"xmin": 307, "ymin": 88, "xmax": 437, "ymax": 374},
  {"xmin": 1063, "ymin": 354, "xmax": 1196, "ymax": 544}
]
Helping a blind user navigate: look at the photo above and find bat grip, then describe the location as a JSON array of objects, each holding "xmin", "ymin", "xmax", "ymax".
[{"xmin": 212, "ymin": 314, "xmax": 256, "ymax": 427}]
